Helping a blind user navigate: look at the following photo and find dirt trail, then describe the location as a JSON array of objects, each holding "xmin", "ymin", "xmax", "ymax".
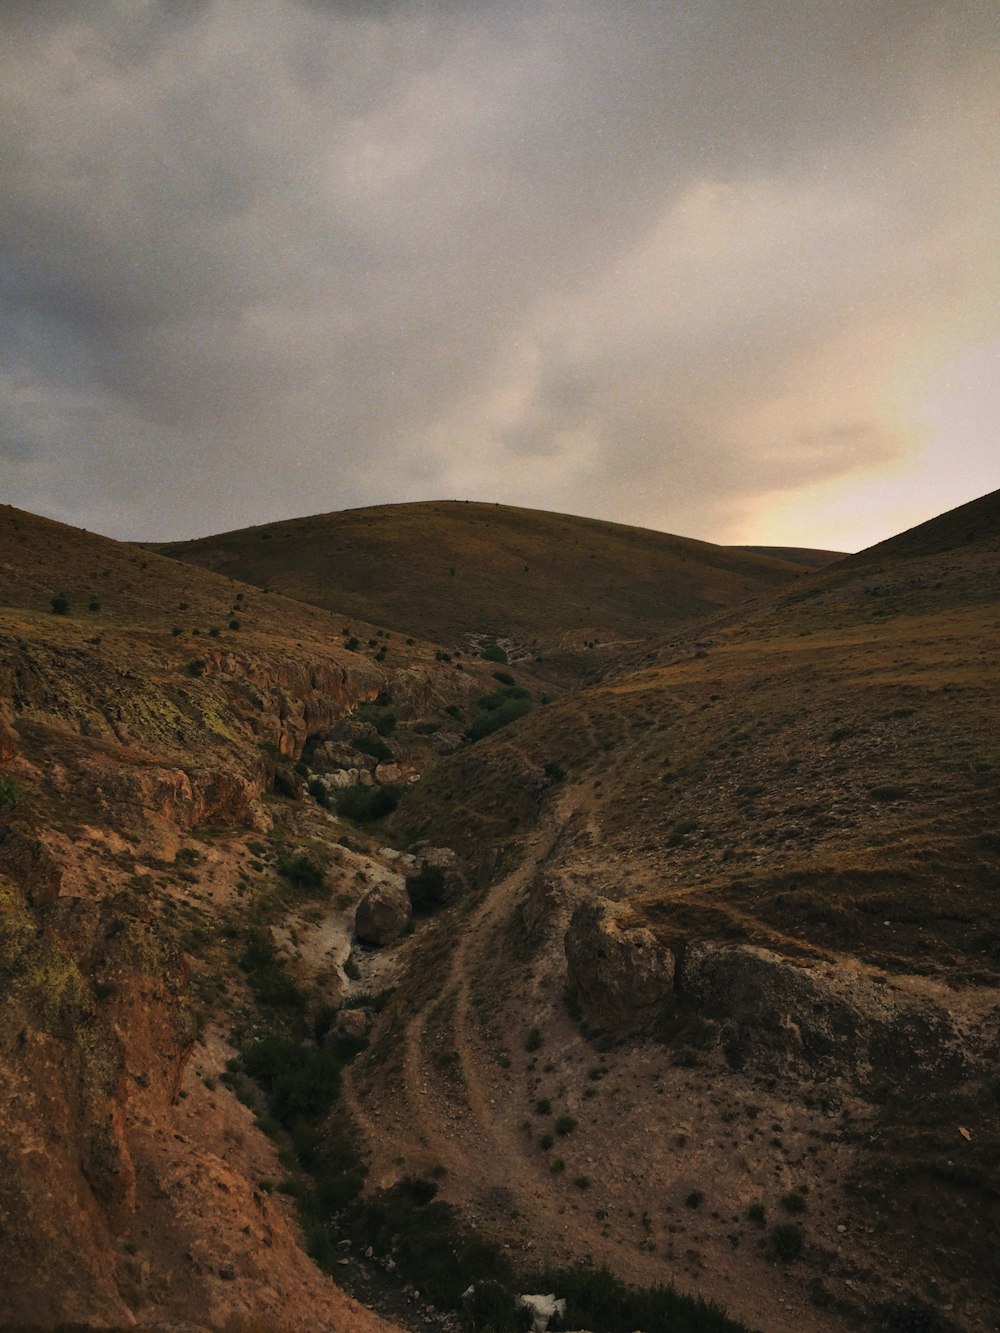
[{"xmin": 342, "ymin": 784, "xmax": 859, "ymax": 1333}]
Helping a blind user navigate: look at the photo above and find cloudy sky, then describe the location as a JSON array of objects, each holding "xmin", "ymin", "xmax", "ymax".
[{"xmin": 2, "ymin": 1, "xmax": 997, "ymax": 551}]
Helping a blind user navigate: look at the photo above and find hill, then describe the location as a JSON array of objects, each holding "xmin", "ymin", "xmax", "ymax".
[
  {"xmin": 731, "ymin": 544, "xmax": 845, "ymax": 570},
  {"xmin": 153, "ymin": 500, "xmax": 814, "ymax": 678},
  {"xmin": 0, "ymin": 503, "xmax": 505, "ymax": 1332},
  {"xmin": 2, "ymin": 491, "xmax": 998, "ymax": 1332},
  {"xmin": 350, "ymin": 488, "xmax": 1000, "ymax": 1331}
]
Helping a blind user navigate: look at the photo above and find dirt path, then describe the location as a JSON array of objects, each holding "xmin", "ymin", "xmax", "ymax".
[{"xmin": 342, "ymin": 783, "xmax": 861, "ymax": 1333}]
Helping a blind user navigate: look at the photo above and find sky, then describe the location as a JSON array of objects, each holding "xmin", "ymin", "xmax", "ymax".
[{"xmin": 1, "ymin": 1, "xmax": 997, "ymax": 552}]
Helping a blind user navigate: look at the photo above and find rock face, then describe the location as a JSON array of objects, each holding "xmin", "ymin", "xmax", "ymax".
[
  {"xmin": 678, "ymin": 940, "xmax": 992, "ymax": 1092},
  {"xmin": 564, "ymin": 897, "xmax": 675, "ymax": 1033},
  {"xmin": 354, "ymin": 881, "xmax": 412, "ymax": 946}
]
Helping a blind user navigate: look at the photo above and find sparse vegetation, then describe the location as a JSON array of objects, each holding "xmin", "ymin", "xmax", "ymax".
[
  {"xmin": 335, "ymin": 784, "xmax": 401, "ymax": 822},
  {"xmin": 769, "ymin": 1222, "xmax": 804, "ymax": 1262}
]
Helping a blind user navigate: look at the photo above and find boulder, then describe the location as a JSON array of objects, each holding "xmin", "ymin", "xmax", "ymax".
[
  {"xmin": 329, "ymin": 1008, "xmax": 371, "ymax": 1042},
  {"xmin": 354, "ymin": 880, "xmax": 411, "ymax": 946},
  {"xmin": 564, "ymin": 897, "xmax": 674, "ymax": 1033}
]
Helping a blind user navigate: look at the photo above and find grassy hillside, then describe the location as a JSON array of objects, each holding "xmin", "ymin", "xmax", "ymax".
[
  {"xmin": 732, "ymin": 544, "xmax": 845, "ymax": 570},
  {"xmin": 152, "ymin": 500, "xmax": 813, "ymax": 673},
  {"xmin": 400, "ymin": 487, "xmax": 1000, "ymax": 974}
]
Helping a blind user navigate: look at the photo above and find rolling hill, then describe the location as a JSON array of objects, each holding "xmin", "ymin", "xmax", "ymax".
[
  {"xmin": 1, "ymin": 490, "xmax": 997, "ymax": 1332},
  {"xmin": 153, "ymin": 501, "xmax": 821, "ymax": 678},
  {"xmin": 353, "ymin": 487, "xmax": 1000, "ymax": 1331}
]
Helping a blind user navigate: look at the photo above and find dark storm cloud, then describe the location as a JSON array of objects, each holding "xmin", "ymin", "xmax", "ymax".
[{"xmin": 0, "ymin": 0, "xmax": 996, "ymax": 545}]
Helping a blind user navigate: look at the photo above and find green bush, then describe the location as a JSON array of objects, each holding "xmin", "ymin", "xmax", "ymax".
[
  {"xmin": 50, "ymin": 593, "xmax": 70, "ymax": 615},
  {"xmin": 478, "ymin": 686, "xmax": 529, "ymax": 711},
  {"xmin": 469, "ymin": 696, "xmax": 532, "ymax": 741},
  {"xmin": 354, "ymin": 736, "xmax": 393, "ymax": 762},
  {"xmin": 185, "ymin": 658, "xmax": 206, "ymax": 677},
  {"xmin": 0, "ymin": 776, "xmax": 21, "ymax": 808},
  {"xmin": 530, "ymin": 1260, "xmax": 745, "ymax": 1333},
  {"xmin": 358, "ymin": 707, "xmax": 396, "ymax": 737},
  {"xmin": 481, "ymin": 644, "xmax": 508, "ymax": 664},
  {"xmin": 770, "ymin": 1222, "xmax": 804, "ymax": 1261},
  {"xmin": 276, "ymin": 851, "xmax": 326, "ymax": 895},
  {"xmin": 555, "ymin": 1114, "xmax": 578, "ymax": 1136},
  {"xmin": 335, "ymin": 784, "xmax": 401, "ymax": 822},
  {"xmin": 239, "ymin": 930, "xmax": 307, "ymax": 1016}
]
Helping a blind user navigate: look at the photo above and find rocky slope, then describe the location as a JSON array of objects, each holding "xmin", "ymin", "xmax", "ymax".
[
  {"xmin": 0, "ymin": 505, "xmax": 503, "ymax": 1331},
  {"xmin": 347, "ymin": 489, "xmax": 1000, "ymax": 1332},
  {"xmin": 2, "ymin": 491, "xmax": 997, "ymax": 1332}
]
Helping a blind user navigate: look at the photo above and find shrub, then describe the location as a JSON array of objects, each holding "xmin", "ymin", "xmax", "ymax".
[
  {"xmin": 524, "ymin": 1026, "xmax": 542, "ymax": 1052},
  {"xmin": 50, "ymin": 593, "xmax": 70, "ymax": 615},
  {"xmin": 229, "ymin": 618, "xmax": 241, "ymax": 630},
  {"xmin": 770, "ymin": 1222, "xmax": 804, "ymax": 1261},
  {"xmin": 335, "ymin": 784, "xmax": 401, "ymax": 823},
  {"xmin": 469, "ymin": 696, "xmax": 532, "ymax": 742},
  {"xmin": 550, "ymin": 1157, "xmax": 565, "ymax": 1174},
  {"xmin": 780, "ymin": 1191, "xmax": 807, "ymax": 1214},
  {"xmin": 492, "ymin": 671, "xmax": 515, "ymax": 686},
  {"xmin": 88, "ymin": 598, "xmax": 100, "ymax": 612},
  {"xmin": 171, "ymin": 625, "xmax": 183, "ymax": 636},
  {"xmin": 555, "ymin": 1115, "xmax": 578, "ymax": 1136},
  {"xmin": 0, "ymin": 776, "xmax": 21, "ymax": 808},
  {"xmin": 276, "ymin": 851, "xmax": 326, "ymax": 895},
  {"xmin": 344, "ymin": 637, "xmax": 359, "ymax": 651},
  {"xmin": 544, "ymin": 761, "xmax": 566, "ymax": 783},
  {"xmin": 478, "ymin": 686, "xmax": 529, "ymax": 711},
  {"xmin": 357, "ymin": 707, "xmax": 396, "ymax": 737},
  {"xmin": 747, "ymin": 1202, "xmax": 766, "ymax": 1224},
  {"xmin": 354, "ymin": 736, "xmax": 393, "ymax": 762},
  {"xmin": 535, "ymin": 1098, "xmax": 551, "ymax": 1115},
  {"xmin": 482, "ymin": 644, "xmax": 508, "ymax": 664},
  {"xmin": 686, "ymin": 1190, "xmax": 704, "ymax": 1209},
  {"xmin": 185, "ymin": 659, "xmax": 206, "ymax": 677}
]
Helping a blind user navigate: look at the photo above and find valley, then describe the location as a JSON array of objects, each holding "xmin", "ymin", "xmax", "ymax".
[{"xmin": 1, "ymin": 493, "xmax": 997, "ymax": 1332}]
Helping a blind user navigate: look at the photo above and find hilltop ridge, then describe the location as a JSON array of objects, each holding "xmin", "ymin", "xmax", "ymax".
[{"xmin": 153, "ymin": 500, "xmax": 818, "ymax": 679}]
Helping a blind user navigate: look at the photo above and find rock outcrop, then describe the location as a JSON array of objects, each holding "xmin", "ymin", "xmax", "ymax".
[
  {"xmin": 564, "ymin": 897, "xmax": 675, "ymax": 1033},
  {"xmin": 678, "ymin": 940, "xmax": 995, "ymax": 1092}
]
